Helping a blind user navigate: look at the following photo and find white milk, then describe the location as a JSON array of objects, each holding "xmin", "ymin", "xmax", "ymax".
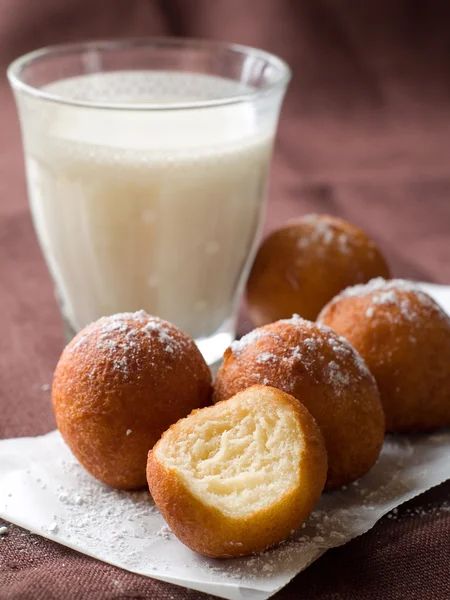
[{"xmin": 22, "ymin": 72, "xmax": 274, "ymax": 343}]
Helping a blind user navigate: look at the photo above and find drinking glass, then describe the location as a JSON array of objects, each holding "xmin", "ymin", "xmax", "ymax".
[{"xmin": 8, "ymin": 38, "xmax": 290, "ymax": 365}]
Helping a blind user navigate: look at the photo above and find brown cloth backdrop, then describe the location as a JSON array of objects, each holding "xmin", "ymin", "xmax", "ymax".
[{"xmin": 1, "ymin": 1, "xmax": 450, "ymax": 599}]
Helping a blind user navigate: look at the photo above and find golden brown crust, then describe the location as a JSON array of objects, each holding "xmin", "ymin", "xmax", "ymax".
[
  {"xmin": 246, "ymin": 214, "xmax": 390, "ymax": 325},
  {"xmin": 147, "ymin": 385, "xmax": 327, "ymax": 558},
  {"xmin": 52, "ymin": 311, "xmax": 212, "ymax": 489},
  {"xmin": 213, "ymin": 318, "xmax": 385, "ymax": 490},
  {"xmin": 318, "ymin": 279, "xmax": 450, "ymax": 432}
]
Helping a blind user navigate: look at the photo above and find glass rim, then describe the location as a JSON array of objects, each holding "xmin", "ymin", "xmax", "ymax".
[{"xmin": 7, "ymin": 37, "xmax": 291, "ymax": 111}]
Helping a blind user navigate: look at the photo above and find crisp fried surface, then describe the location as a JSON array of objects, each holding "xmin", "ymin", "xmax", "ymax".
[
  {"xmin": 246, "ymin": 214, "xmax": 390, "ymax": 325},
  {"xmin": 214, "ymin": 316, "xmax": 385, "ymax": 490},
  {"xmin": 52, "ymin": 311, "xmax": 212, "ymax": 489},
  {"xmin": 147, "ymin": 385, "xmax": 327, "ymax": 558},
  {"xmin": 318, "ymin": 278, "xmax": 450, "ymax": 432}
]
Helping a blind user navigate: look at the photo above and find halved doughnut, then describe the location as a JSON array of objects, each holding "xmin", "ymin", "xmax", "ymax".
[{"xmin": 147, "ymin": 385, "xmax": 327, "ymax": 558}]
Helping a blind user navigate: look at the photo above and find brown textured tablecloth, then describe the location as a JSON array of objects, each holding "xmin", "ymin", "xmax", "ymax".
[{"xmin": 1, "ymin": 1, "xmax": 450, "ymax": 599}]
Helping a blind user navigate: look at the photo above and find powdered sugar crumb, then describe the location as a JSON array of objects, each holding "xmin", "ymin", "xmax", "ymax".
[
  {"xmin": 366, "ymin": 306, "xmax": 375, "ymax": 318},
  {"xmin": 256, "ymin": 352, "xmax": 277, "ymax": 364},
  {"xmin": 326, "ymin": 360, "xmax": 351, "ymax": 387},
  {"xmin": 303, "ymin": 337, "xmax": 318, "ymax": 352},
  {"xmin": 338, "ymin": 233, "xmax": 350, "ymax": 254},
  {"xmin": 157, "ymin": 525, "xmax": 173, "ymax": 539},
  {"xmin": 290, "ymin": 346, "xmax": 302, "ymax": 360},
  {"xmin": 231, "ymin": 329, "xmax": 273, "ymax": 354},
  {"xmin": 279, "ymin": 313, "xmax": 304, "ymax": 326},
  {"xmin": 372, "ymin": 290, "xmax": 398, "ymax": 305},
  {"xmin": 386, "ymin": 499, "xmax": 450, "ymax": 521}
]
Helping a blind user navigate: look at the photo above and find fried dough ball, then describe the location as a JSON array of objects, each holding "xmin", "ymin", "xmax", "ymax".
[
  {"xmin": 318, "ymin": 278, "xmax": 450, "ymax": 432},
  {"xmin": 147, "ymin": 385, "xmax": 327, "ymax": 558},
  {"xmin": 246, "ymin": 214, "xmax": 390, "ymax": 325},
  {"xmin": 214, "ymin": 316, "xmax": 385, "ymax": 489},
  {"xmin": 52, "ymin": 311, "xmax": 212, "ymax": 489}
]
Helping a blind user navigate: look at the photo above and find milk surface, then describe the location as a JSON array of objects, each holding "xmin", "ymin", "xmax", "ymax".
[{"xmin": 23, "ymin": 72, "xmax": 274, "ymax": 340}]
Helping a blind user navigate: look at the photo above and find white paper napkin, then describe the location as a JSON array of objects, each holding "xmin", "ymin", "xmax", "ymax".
[{"xmin": 1, "ymin": 282, "xmax": 449, "ymax": 600}]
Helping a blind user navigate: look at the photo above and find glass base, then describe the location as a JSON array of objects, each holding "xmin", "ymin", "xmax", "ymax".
[
  {"xmin": 61, "ymin": 314, "xmax": 234, "ymax": 370},
  {"xmin": 195, "ymin": 317, "xmax": 235, "ymax": 372}
]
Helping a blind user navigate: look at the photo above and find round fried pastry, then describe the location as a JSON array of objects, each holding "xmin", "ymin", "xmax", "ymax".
[
  {"xmin": 52, "ymin": 311, "xmax": 212, "ymax": 489},
  {"xmin": 318, "ymin": 278, "xmax": 450, "ymax": 432},
  {"xmin": 246, "ymin": 214, "xmax": 390, "ymax": 325},
  {"xmin": 214, "ymin": 316, "xmax": 385, "ymax": 489},
  {"xmin": 147, "ymin": 385, "xmax": 327, "ymax": 558}
]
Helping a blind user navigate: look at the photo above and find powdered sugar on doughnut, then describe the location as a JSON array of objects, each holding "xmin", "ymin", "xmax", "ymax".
[
  {"xmin": 229, "ymin": 315, "xmax": 374, "ymax": 396},
  {"xmin": 67, "ymin": 311, "xmax": 188, "ymax": 378},
  {"xmin": 295, "ymin": 214, "xmax": 353, "ymax": 256},
  {"xmin": 336, "ymin": 278, "xmax": 431, "ymax": 304},
  {"xmin": 315, "ymin": 321, "xmax": 374, "ymax": 384},
  {"xmin": 320, "ymin": 278, "xmax": 449, "ymax": 326},
  {"xmin": 255, "ymin": 352, "xmax": 278, "ymax": 364},
  {"xmin": 230, "ymin": 328, "xmax": 275, "ymax": 354},
  {"xmin": 279, "ymin": 313, "xmax": 304, "ymax": 326}
]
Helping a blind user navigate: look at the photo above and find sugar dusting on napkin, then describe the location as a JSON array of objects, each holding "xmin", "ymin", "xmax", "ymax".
[{"xmin": 1, "ymin": 426, "xmax": 449, "ymax": 600}]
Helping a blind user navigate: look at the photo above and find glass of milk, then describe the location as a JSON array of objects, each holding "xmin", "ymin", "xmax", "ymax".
[{"xmin": 8, "ymin": 38, "xmax": 290, "ymax": 364}]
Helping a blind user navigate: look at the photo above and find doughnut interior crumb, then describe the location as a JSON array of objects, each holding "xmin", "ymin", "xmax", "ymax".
[{"xmin": 154, "ymin": 388, "xmax": 303, "ymax": 518}]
